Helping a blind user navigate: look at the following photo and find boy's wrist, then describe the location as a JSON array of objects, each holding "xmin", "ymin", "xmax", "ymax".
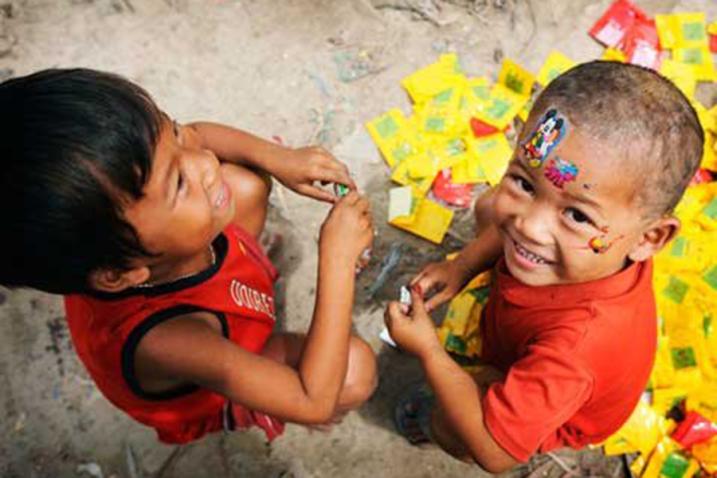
[{"xmin": 418, "ymin": 341, "xmax": 448, "ymax": 365}]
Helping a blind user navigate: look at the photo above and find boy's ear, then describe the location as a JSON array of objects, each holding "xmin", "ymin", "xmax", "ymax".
[
  {"xmin": 89, "ymin": 266, "xmax": 151, "ymax": 293},
  {"xmin": 627, "ymin": 216, "xmax": 681, "ymax": 262}
]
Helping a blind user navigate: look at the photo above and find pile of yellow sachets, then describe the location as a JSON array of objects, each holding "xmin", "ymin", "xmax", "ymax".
[
  {"xmin": 365, "ymin": 50, "xmax": 576, "ymax": 244},
  {"xmin": 365, "ymin": 0, "xmax": 717, "ymax": 476}
]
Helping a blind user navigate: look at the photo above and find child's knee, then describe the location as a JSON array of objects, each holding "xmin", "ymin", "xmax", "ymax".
[{"xmin": 341, "ymin": 337, "xmax": 377, "ymax": 407}]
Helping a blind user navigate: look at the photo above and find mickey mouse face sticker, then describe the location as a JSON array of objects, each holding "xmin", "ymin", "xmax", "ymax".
[{"xmin": 522, "ymin": 108, "xmax": 568, "ymax": 168}]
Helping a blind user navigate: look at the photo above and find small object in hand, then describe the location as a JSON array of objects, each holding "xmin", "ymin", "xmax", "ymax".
[
  {"xmin": 379, "ymin": 327, "xmax": 397, "ymax": 347},
  {"xmin": 399, "ymin": 285, "xmax": 412, "ymax": 307},
  {"xmin": 334, "ymin": 183, "xmax": 350, "ymax": 197}
]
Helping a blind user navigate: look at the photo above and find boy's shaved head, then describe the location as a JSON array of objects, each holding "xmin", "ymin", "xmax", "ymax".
[{"xmin": 530, "ymin": 60, "xmax": 703, "ymax": 217}]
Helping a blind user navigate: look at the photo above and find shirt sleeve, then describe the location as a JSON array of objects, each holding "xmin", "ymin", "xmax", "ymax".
[{"xmin": 482, "ymin": 340, "xmax": 594, "ymax": 462}]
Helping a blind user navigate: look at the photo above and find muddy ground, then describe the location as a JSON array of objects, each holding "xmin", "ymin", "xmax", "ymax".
[{"xmin": 1, "ymin": 0, "xmax": 716, "ymax": 477}]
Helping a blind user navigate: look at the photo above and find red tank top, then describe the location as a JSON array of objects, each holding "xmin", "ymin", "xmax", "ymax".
[{"xmin": 64, "ymin": 225, "xmax": 277, "ymax": 443}]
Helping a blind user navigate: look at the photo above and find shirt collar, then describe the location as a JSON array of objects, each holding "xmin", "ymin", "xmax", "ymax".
[{"xmin": 496, "ymin": 258, "xmax": 652, "ymax": 308}]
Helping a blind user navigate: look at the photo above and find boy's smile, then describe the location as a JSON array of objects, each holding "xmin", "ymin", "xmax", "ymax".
[
  {"xmin": 123, "ymin": 115, "xmax": 236, "ymax": 284},
  {"xmin": 492, "ymin": 108, "xmax": 649, "ymax": 287}
]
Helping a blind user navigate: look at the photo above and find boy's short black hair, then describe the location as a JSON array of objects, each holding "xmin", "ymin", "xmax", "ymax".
[
  {"xmin": 530, "ymin": 60, "xmax": 704, "ymax": 217},
  {"xmin": 0, "ymin": 68, "xmax": 162, "ymax": 294}
]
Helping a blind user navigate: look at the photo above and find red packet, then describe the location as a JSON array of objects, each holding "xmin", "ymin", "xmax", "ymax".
[
  {"xmin": 589, "ymin": 0, "xmax": 647, "ymax": 48},
  {"xmin": 691, "ymin": 168, "xmax": 714, "ymax": 185},
  {"xmin": 671, "ymin": 411, "xmax": 717, "ymax": 449},
  {"xmin": 710, "ymin": 33, "xmax": 717, "ymax": 53},
  {"xmin": 432, "ymin": 169, "xmax": 474, "ymax": 208},
  {"xmin": 623, "ymin": 17, "xmax": 662, "ymax": 70},
  {"xmin": 470, "ymin": 117, "xmax": 500, "ymax": 137}
]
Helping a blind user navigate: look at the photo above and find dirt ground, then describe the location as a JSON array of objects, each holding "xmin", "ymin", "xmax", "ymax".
[{"xmin": 1, "ymin": 0, "xmax": 716, "ymax": 477}]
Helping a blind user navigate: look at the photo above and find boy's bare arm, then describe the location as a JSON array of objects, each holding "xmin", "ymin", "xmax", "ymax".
[
  {"xmin": 187, "ymin": 122, "xmax": 354, "ymax": 203},
  {"xmin": 385, "ymin": 291, "xmax": 516, "ymax": 473},
  {"xmin": 422, "ymin": 348, "xmax": 517, "ymax": 473},
  {"xmin": 134, "ymin": 193, "xmax": 372, "ymax": 424}
]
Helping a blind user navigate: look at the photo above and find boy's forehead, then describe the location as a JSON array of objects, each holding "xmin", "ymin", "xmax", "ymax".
[{"xmin": 518, "ymin": 108, "xmax": 638, "ymax": 206}]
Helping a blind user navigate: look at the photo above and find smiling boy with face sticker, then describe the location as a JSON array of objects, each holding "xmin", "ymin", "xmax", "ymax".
[{"xmin": 384, "ymin": 61, "xmax": 704, "ymax": 473}]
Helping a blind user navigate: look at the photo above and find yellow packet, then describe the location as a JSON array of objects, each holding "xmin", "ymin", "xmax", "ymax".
[
  {"xmin": 418, "ymin": 83, "xmax": 466, "ymax": 136},
  {"xmin": 497, "ymin": 58, "xmax": 535, "ymax": 97},
  {"xmin": 692, "ymin": 436, "xmax": 717, "ymax": 472},
  {"xmin": 451, "ymin": 155, "xmax": 487, "ymax": 184},
  {"xmin": 401, "ymin": 53, "xmax": 464, "ymax": 104},
  {"xmin": 537, "ymin": 51, "xmax": 576, "ymax": 87},
  {"xmin": 471, "ymin": 83, "xmax": 528, "ymax": 130},
  {"xmin": 365, "ymin": 109, "xmax": 421, "ymax": 168},
  {"xmin": 388, "ymin": 189, "xmax": 454, "ymax": 244},
  {"xmin": 655, "ymin": 13, "xmax": 708, "ymax": 50},
  {"xmin": 602, "ymin": 47, "xmax": 627, "ymax": 62},
  {"xmin": 468, "ymin": 133, "xmax": 514, "ymax": 185},
  {"xmin": 673, "ymin": 46, "xmax": 717, "ymax": 82},
  {"xmin": 609, "ymin": 399, "xmax": 672, "ymax": 456},
  {"xmin": 642, "ymin": 437, "xmax": 700, "ymax": 478},
  {"xmin": 659, "ymin": 58, "xmax": 697, "ymax": 99}
]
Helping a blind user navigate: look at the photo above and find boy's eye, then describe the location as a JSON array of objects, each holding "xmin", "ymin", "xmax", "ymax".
[
  {"xmin": 176, "ymin": 171, "xmax": 185, "ymax": 195},
  {"xmin": 173, "ymin": 120, "xmax": 183, "ymax": 145},
  {"xmin": 510, "ymin": 174, "xmax": 534, "ymax": 194},
  {"xmin": 565, "ymin": 207, "xmax": 592, "ymax": 225}
]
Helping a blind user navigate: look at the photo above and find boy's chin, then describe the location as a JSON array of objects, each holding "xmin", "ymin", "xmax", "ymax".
[{"xmin": 504, "ymin": 255, "xmax": 561, "ymax": 287}]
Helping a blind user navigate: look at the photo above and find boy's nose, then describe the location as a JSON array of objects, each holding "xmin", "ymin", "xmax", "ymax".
[
  {"xmin": 195, "ymin": 149, "xmax": 221, "ymax": 189},
  {"xmin": 513, "ymin": 205, "xmax": 553, "ymax": 245}
]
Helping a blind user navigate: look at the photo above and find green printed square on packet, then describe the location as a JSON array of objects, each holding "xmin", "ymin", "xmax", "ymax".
[
  {"xmin": 670, "ymin": 347, "xmax": 697, "ymax": 369},
  {"xmin": 663, "ymin": 276, "xmax": 689, "ymax": 304},
  {"xmin": 660, "ymin": 451, "xmax": 690, "ymax": 478},
  {"xmin": 375, "ymin": 115, "xmax": 400, "ymax": 139},
  {"xmin": 681, "ymin": 22, "xmax": 706, "ymax": 42},
  {"xmin": 703, "ymin": 198, "xmax": 717, "ymax": 220},
  {"xmin": 703, "ymin": 266, "xmax": 717, "ymax": 291},
  {"xmin": 670, "ymin": 236, "xmax": 688, "ymax": 257}
]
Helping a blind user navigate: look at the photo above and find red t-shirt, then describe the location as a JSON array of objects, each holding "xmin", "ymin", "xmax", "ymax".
[
  {"xmin": 480, "ymin": 259, "xmax": 657, "ymax": 462},
  {"xmin": 64, "ymin": 225, "xmax": 278, "ymax": 444}
]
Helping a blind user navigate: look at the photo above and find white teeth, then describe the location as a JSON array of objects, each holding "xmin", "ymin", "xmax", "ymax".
[{"xmin": 515, "ymin": 241, "xmax": 548, "ymax": 264}]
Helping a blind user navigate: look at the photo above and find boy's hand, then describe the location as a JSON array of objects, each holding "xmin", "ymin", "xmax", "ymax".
[
  {"xmin": 384, "ymin": 287, "xmax": 443, "ymax": 360},
  {"xmin": 319, "ymin": 192, "xmax": 373, "ymax": 265},
  {"xmin": 272, "ymin": 146, "xmax": 355, "ymax": 203},
  {"xmin": 411, "ymin": 260, "xmax": 472, "ymax": 312}
]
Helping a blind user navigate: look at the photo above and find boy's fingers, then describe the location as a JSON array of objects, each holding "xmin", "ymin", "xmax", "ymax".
[
  {"xmin": 410, "ymin": 287, "xmax": 427, "ymax": 313},
  {"xmin": 299, "ymin": 185, "xmax": 337, "ymax": 203},
  {"xmin": 313, "ymin": 167, "xmax": 351, "ymax": 188},
  {"xmin": 409, "ymin": 270, "xmax": 426, "ymax": 287},
  {"xmin": 385, "ymin": 301, "xmax": 408, "ymax": 325},
  {"xmin": 424, "ymin": 291, "xmax": 449, "ymax": 313}
]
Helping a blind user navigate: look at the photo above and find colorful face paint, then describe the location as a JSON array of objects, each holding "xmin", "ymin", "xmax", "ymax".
[
  {"xmin": 544, "ymin": 157, "xmax": 579, "ymax": 189},
  {"xmin": 587, "ymin": 230, "xmax": 624, "ymax": 254},
  {"xmin": 521, "ymin": 108, "xmax": 568, "ymax": 168}
]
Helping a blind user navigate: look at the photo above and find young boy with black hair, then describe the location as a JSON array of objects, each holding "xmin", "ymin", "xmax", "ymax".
[
  {"xmin": 0, "ymin": 68, "xmax": 377, "ymax": 443},
  {"xmin": 385, "ymin": 61, "xmax": 704, "ymax": 472}
]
